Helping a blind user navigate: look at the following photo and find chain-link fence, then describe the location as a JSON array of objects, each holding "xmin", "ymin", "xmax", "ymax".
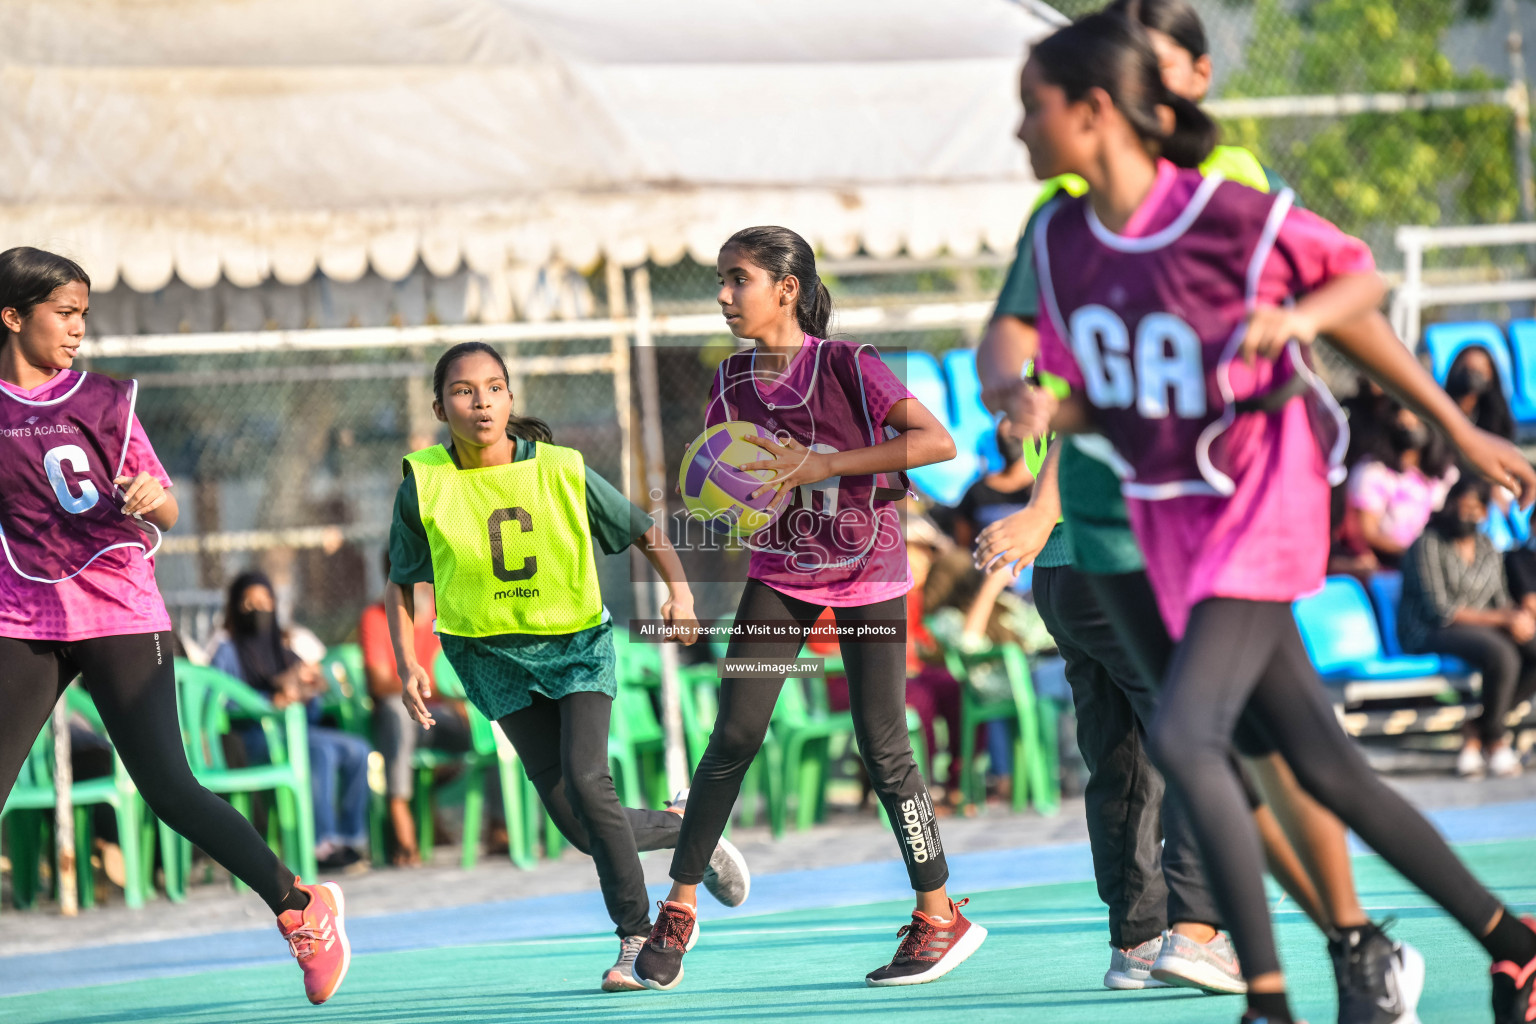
[{"xmin": 65, "ymin": 0, "xmax": 1536, "ymax": 645}]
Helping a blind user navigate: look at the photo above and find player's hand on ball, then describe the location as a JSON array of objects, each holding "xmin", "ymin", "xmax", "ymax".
[
  {"xmin": 659, "ymin": 592, "xmax": 700, "ymax": 646},
  {"xmin": 739, "ymin": 433, "xmax": 830, "ymax": 503},
  {"xmin": 1239, "ymin": 307, "xmax": 1317, "ymax": 364},
  {"xmin": 974, "ymin": 506, "xmax": 1056, "ymax": 578},
  {"xmin": 115, "ymin": 472, "xmax": 168, "ymax": 518},
  {"xmin": 402, "ymin": 663, "xmax": 437, "ymax": 729}
]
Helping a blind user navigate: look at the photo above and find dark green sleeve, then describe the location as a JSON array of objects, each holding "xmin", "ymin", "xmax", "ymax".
[
  {"xmin": 991, "ymin": 209, "xmax": 1043, "ymax": 323},
  {"xmin": 388, "ymin": 472, "xmax": 435, "ymax": 585},
  {"xmin": 1262, "ymin": 165, "xmax": 1304, "ymax": 210},
  {"xmin": 584, "ymin": 467, "xmax": 654, "ymax": 556}
]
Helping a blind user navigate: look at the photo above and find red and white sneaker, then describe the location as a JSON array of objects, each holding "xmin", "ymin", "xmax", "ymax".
[
  {"xmin": 634, "ymin": 900, "xmax": 699, "ymax": 991},
  {"xmin": 1492, "ymin": 917, "xmax": 1536, "ymax": 1024},
  {"xmin": 277, "ymin": 879, "xmax": 351, "ymax": 1005},
  {"xmin": 865, "ymin": 898, "xmax": 987, "ymax": 987}
]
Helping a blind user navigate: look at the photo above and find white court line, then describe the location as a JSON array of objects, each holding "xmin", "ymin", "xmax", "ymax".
[{"xmin": 424, "ymin": 898, "xmax": 1536, "ymax": 957}]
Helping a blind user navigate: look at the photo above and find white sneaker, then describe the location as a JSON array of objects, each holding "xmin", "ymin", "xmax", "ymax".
[
  {"xmin": 1150, "ymin": 930, "xmax": 1247, "ymax": 994},
  {"xmin": 601, "ymin": 934, "xmax": 648, "ymax": 992},
  {"xmin": 1456, "ymin": 745, "xmax": 1487, "ymax": 779},
  {"xmin": 1487, "ymin": 744, "xmax": 1523, "ymax": 778},
  {"xmin": 1103, "ymin": 934, "xmax": 1171, "ymax": 990}
]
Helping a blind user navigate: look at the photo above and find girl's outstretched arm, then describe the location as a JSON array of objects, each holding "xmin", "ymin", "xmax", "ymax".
[
  {"xmin": 385, "ymin": 581, "xmax": 437, "ymax": 728},
  {"xmin": 633, "ymin": 524, "xmax": 699, "ymax": 645},
  {"xmin": 1326, "ymin": 311, "xmax": 1536, "ymax": 508}
]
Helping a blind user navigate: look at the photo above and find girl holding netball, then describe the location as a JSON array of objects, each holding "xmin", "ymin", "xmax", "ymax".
[
  {"xmin": 634, "ymin": 226, "xmax": 983, "ymax": 991},
  {"xmin": 1015, "ymin": 13, "xmax": 1536, "ymax": 1023},
  {"xmin": 384, "ymin": 341, "xmax": 749, "ymax": 992},
  {"xmin": 0, "ymin": 246, "xmax": 351, "ymax": 1006}
]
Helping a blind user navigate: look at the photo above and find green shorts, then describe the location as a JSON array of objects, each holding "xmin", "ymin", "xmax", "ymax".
[{"xmin": 440, "ymin": 620, "xmax": 617, "ymax": 721}]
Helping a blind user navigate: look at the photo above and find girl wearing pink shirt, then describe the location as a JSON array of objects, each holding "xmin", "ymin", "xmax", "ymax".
[
  {"xmin": 1017, "ymin": 14, "xmax": 1536, "ymax": 1024},
  {"xmin": 634, "ymin": 227, "xmax": 987, "ymax": 992},
  {"xmin": 0, "ymin": 247, "xmax": 350, "ymax": 1006}
]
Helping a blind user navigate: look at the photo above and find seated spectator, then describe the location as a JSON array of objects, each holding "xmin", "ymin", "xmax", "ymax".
[
  {"xmin": 1445, "ymin": 347, "xmax": 1515, "ymax": 442},
  {"xmin": 952, "ymin": 427, "xmax": 1035, "ymax": 552},
  {"xmin": 1400, "ymin": 477, "xmax": 1534, "ymax": 779},
  {"xmin": 1339, "ymin": 402, "xmax": 1456, "ymax": 571},
  {"xmin": 213, "ymin": 571, "xmax": 374, "ymax": 870},
  {"xmin": 358, "ymin": 556, "xmax": 473, "ymax": 866}
]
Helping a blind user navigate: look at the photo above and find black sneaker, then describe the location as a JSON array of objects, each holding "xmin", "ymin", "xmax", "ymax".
[
  {"xmin": 865, "ymin": 898, "xmax": 987, "ymax": 987},
  {"xmin": 1329, "ymin": 921, "xmax": 1424, "ymax": 1024},
  {"xmin": 633, "ymin": 900, "xmax": 698, "ymax": 992},
  {"xmin": 1492, "ymin": 916, "xmax": 1536, "ymax": 1024}
]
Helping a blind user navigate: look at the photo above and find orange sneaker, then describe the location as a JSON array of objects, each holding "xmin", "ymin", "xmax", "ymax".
[{"xmin": 277, "ymin": 879, "xmax": 351, "ymax": 1004}]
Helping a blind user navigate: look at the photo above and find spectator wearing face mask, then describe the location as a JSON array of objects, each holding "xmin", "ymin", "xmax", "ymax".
[
  {"xmin": 1400, "ymin": 477, "xmax": 1534, "ymax": 779},
  {"xmin": 1445, "ymin": 347, "xmax": 1516, "ymax": 443},
  {"xmin": 1340, "ymin": 401, "xmax": 1458, "ymax": 571}
]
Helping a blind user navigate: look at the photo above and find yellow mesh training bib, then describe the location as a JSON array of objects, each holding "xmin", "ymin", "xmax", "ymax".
[{"xmin": 404, "ymin": 443, "xmax": 604, "ymax": 638}]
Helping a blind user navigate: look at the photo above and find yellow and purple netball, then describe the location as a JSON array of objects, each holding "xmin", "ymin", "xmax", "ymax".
[{"xmin": 679, "ymin": 421, "xmax": 784, "ymax": 538}]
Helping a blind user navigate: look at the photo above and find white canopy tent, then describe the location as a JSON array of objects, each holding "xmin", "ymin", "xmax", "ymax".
[{"xmin": 2, "ymin": 0, "xmax": 1059, "ymax": 308}]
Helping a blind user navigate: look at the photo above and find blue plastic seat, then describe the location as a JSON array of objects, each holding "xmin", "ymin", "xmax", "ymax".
[
  {"xmin": 1508, "ymin": 501, "xmax": 1534, "ymax": 546},
  {"xmin": 881, "ymin": 350, "xmax": 976, "ymax": 506},
  {"xmin": 1483, "ymin": 506, "xmax": 1517, "ymax": 552},
  {"xmin": 1504, "ymin": 320, "xmax": 1536, "ymax": 424},
  {"xmin": 1363, "ymin": 571, "xmax": 1469, "ymax": 674},
  {"xmin": 1293, "ymin": 576, "xmax": 1445, "ymax": 682},
  {"xmin": 942, "ymin": 349, "xmax": 1003, "ymax": 475},
  {"xmin": 880, "ymin": 351, "xmax": 952, "ymax": 429}
]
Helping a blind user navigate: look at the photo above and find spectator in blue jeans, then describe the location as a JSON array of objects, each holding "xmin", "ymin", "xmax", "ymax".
[{"xmin": 212, "ymin": 571, "xmax": 373, "ymax": 871}]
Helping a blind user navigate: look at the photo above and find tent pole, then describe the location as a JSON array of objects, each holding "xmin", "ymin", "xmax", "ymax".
[{"xmin": 631, "ymin": 267, "xmax": 689, "ymax": 795}]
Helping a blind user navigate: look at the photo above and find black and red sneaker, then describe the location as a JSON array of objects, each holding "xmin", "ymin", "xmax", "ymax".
[
  {"xmin": 1492, "ymin": 916, "xmax": 1536, "ymax": 1024},
  {"xmin": 865, "ymin": 898, "xmax": 987, "ymax": 987},
  {"xmin": 634, "ymin": 900, "xmax": 698, "ymax": 992}
]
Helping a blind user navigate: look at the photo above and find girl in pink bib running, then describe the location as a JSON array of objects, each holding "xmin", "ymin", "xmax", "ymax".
[
  {"xmin": 0, "ymin": 247, "xmax": 350, "ymax": 1006},
  {"xmin": 1017, "ymin": 13, "xmax": 1536, "ymax": 1024}
]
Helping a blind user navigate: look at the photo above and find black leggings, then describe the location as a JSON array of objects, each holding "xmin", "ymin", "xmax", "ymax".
[
  {"xmin": 0, "ymin": 633, "xmax": 298, "ymax": 914},
  {"xmin": 498, "ymin": 691, "xmax": 681, "ymax": 938},
  {"xmin": 1414, "ymin": 624, "xmax": 1536, "ymax": 746},
  {"xmin": 1143, "ymin": 599, "xmax": 1503, "ymax": 979},
  {"xmin": 670, "ymin": 579, "xmax": 948, "ymax": 892}
]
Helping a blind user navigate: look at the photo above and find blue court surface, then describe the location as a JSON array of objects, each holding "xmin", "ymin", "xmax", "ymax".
[{"xmin": 3, "ymin": 801, "xmax": 1533, "ymax": 1023}]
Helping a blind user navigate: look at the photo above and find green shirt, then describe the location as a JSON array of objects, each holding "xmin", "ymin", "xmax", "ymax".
[{"xmin": 388, "ymin": 437, "xmax": 654, "ymax": 718}]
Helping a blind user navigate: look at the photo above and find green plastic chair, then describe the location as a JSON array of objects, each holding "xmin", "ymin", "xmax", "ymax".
[
  {"xmin": 163, "ymin": 659, "xmax": 317, "ymax": 898},
  {"xmin": 684, "ymin": 672, "xmax": 785, "ymax": 835},
  {"xmin": 317, "ymin": 643, "xmax": 392, "ymax": 866},
  {"xmin": 318, "ymin": 644, "xmax": 371, "ymax": 737},
  {"xmin": 1, "ymin": 686, "xmax": 156, "ymax": 911},
  {"xmin": 940, "ymin": 641, "xmax": 1060, "ymax": 816},
  {"xmin": 428, "ymin": 650, "xmax": 536, "ymax": 869}
]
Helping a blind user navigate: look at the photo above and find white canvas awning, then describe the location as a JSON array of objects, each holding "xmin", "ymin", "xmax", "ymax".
[{"xmin": 1, "ymin": 0, "xmax": 1059, "ymax": 293}]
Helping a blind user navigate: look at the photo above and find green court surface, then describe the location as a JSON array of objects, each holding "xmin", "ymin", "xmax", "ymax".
[{"xmin": 5, "ymin": 839, "xmax": 1531, "ymax": 1024}]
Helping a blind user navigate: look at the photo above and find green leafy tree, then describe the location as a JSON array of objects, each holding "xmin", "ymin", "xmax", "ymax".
[{"xmin": 1219, "ymin": 0, "xmax": 1518, "ymax": 242}]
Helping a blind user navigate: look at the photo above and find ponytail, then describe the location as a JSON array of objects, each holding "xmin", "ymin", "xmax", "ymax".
[
  {"xmin": 721, "ymin": 226, "xmax": 832, "ymax": 337},
  {"xmin": 505, "ymin": 412, "xmax": 554, "ymax": 444},
  {"xmin": 1030, "ymin": 12, "xmax": 1217, "ymax": 169},
  {"xmin": 1161, "ymin": 93, "xmax": 1219, "ymax": 169},
  {"xmin": 431, "ymin": 341, "xmax": 555, "ymax": 444}
]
